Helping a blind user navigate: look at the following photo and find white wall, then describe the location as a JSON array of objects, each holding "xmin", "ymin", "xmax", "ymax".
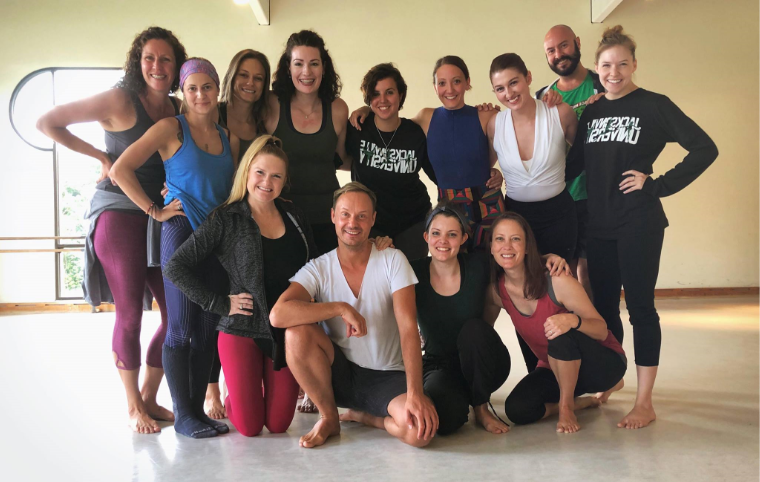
[{"xmin": 0, "ymin": 0, "xmax": 757, "ymax": 302}]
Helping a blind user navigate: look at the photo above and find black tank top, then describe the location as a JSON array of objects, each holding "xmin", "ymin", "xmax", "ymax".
[
  {"xmin": 101, "ymin": 88, "xmax": 179, "ymax": 204},
  {"xmin": 217, "ymin": 101, "xmax": 257, "ymax": 163},
  {"xmin": 272, "ymin": 98, "xmax": 339, "ymax": 225}
]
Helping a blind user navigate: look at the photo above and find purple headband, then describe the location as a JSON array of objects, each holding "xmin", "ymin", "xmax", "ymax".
[{"xmin": 179, "ymin": 58, "xmax": 220, "ymax": 90}]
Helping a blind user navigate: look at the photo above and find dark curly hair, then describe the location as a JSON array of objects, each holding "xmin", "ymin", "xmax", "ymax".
[
  {"xmin": 219, "ymin": 49, "xmax": 271, "ymax": 137},
  {"xmin": 116, "ymin": 26, "xmax": 187, "ymax": 95},
  {"xmin": 360, "ymin": 63, "xmax": 407, "ymax": 110},
  {"xmin": 271, "ymin": 30, "xmax": 341, "ymax": 103}
]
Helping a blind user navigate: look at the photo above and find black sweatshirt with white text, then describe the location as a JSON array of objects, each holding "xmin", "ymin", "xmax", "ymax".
[{"xmin": 566, "ymin": 88, "xmax": 718, "ymax": 238}]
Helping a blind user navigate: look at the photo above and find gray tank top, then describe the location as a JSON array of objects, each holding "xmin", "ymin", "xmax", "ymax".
[
  {"xmin": 101, "ymin": 88, "xmax": 179, "ymax": 204},
  {"xmin": 272, "ymin": 98, "xmax": 339, "ymax": 225}
]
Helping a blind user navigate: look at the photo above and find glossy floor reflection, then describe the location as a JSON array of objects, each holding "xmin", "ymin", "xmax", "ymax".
[{"xmin": 1, "ymin": 296, "xmax": 757, "ymax": 481}]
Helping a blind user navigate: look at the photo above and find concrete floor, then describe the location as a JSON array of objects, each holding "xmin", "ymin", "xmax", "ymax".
[{"xmin": 0, "ymin": 296, "xmax": 757, "ymax": 482}]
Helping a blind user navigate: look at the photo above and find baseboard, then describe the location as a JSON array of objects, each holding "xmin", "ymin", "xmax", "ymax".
[
  {"xmin": 0, "ymin": 300, "xmax": 160, "ymax": 314},
  {"xmin": 1, "ymin": 287, "xmax": 757, "ymax": 315},
  {"xmin": 641, "ymin": 287, "xmax": 759, "ymax": 298}
]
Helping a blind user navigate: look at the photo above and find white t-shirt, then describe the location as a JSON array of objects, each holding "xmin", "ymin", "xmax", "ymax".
[{"xmin": 290, "ymin": 244, "xmax": 417, "ymax": 371}]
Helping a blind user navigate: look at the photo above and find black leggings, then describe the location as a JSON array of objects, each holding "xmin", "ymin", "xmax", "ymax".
[
  {"xmin": 423, "ymin": 319, "xmax": 511, "ymax": 435},
  {"xmin": 310, "ymin": 222, "xmax": 339, "ymax": 256},
  {"xmin": 504, "ymin": 329, "xmax": 627, "ymax": 425},
  {"xmin": 507, "ymin": 188, "xmax": 577, "ymax": 262},
  {"xmin": 209, "ymin": 334, "xmax": 222, "ymax": 384},
  {"xmin": 371, "ymin": 219, "xmax": 428, "ymax": 263},
  {"xmin": 587, "ymin": 229, "xmax": 664, "ymax": 367}
]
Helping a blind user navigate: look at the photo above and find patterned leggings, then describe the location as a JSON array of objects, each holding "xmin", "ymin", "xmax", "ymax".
[
  {"xmin": 437, "ymin": 184, "xmax": 506, "ymax": 251},
  {"xmin": 160, "ymin": 216, "xmax": 225, "ymax": 351}
]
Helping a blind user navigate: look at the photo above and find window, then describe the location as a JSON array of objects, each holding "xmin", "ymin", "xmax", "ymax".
[{"xmin": 10, "ymin": 67, "xmax": 123, "ymax": 299}]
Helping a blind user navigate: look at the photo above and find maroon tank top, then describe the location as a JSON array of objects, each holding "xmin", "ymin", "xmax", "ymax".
[{"xmin": 497, "ymin": 274, "xmax": 624, "ymax": 369}]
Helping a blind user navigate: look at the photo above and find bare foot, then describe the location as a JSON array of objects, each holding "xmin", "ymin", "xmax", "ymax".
[
  {"xmin": 204, "ymin": 383, "xmax": 226, "ymax": 419},
  {"xmin": 595, "ymin": 378, "xmax": 624, "ymax": 403},
  {"xmin": 299, "ymin": 418, "xmax": 340, "ymax": 448},
  {"xmin": 143, "ymin": 398, "xmax": 174, "ymax": 422},
  {"xmin": 128, "ymin": 407, "xmax": 161, "ymax": 434},
  {"xmin": 339, "ymin": 409, "xmax": 361, "ymax": 423},
  {"xmin": 298, "ymin": 393, "xmax": 319, "ymax": 413},
  {"xmin": 473, "ymin": 404, "xmax": 509, "ymax": 434},
  {"xmin": 575, "ymin": 396, "xmax": 602, "ymax": 411},
  {"xmin": 618, "ymin": 404, "xmax": 656, "ymax": 429},
  {"xmin": 339, "ymin": 409, "xmax": 385, "ymax": 429},
  {"xmin": 204, "ymin": 397, "xmax": 226, "ymax": 420},
  {"xmin": 556, "ymin": 406, "xmax": 580, "ymax": 434}
]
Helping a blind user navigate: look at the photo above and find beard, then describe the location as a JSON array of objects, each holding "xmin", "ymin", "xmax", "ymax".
[{"xmin": 548, "ymin": 41, "xmax": 582, "ymax": 76}]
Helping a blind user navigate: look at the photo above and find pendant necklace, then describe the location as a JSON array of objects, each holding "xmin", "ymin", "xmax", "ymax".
[{"xmin": 375, "ymin": 119, "xmax": 400, "ymax": 162}]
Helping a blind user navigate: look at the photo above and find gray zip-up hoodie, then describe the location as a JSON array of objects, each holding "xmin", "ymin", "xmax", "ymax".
[{"xmin": 163, "ymin": 198, "xmax": 316, "ymax": 369}]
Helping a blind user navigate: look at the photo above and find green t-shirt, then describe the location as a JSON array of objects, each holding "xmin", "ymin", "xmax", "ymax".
[{"xmin": 551, "ymin": 72, "xmax": 596, "ymax": 201}]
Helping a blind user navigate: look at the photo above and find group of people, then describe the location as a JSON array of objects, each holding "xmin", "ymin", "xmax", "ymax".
[{"xmin": 35, "ymin": 22, "xmax": 717, "ymax": 446}]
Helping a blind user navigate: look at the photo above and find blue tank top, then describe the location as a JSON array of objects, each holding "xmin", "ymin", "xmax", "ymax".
[
  {"xmin": 164, "ymin": 115, "xmax": 235, "ymax": 229},
  {"xmin": 426, "ymin": 105, "xmax": 491, "ymax": 189}
]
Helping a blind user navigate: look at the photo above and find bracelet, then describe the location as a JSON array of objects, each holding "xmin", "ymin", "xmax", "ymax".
[
  {"xmin": 573, "ymin": 314, "xmax": 582, "ymax": 330},
  {"xmin": 146, "ymin": 202, "xmax": 155, "ymax": 215}
]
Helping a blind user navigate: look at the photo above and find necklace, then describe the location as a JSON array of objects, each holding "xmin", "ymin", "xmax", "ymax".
[
  {"xmin": 375, "ymin": 118, "xmax": 400, "ymax": 161},
  {"xmin": 294, "ymin": 101, "xmax": 319, "ymax": 119}
]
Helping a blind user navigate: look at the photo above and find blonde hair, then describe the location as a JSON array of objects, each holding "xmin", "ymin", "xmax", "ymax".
[
  {"xmin": 332, "ymin": 182, "xmax": 377, "ymax": 212},
  {"xmin": 595, "ymin": 25, "xmax": 637, "ymax": 62},
  {"xmin": 222, "ymin": 135, "xmax": 288, "ymax": 207}
]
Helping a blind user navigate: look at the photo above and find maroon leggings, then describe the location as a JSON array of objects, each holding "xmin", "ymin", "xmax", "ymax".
[
  {"xmin": 218, "ymin": 332, "xmax": 299, "ymax": 436},
  {"xmin": 93, "ymin": 211, "xmax": 168, "ymax": 370}
]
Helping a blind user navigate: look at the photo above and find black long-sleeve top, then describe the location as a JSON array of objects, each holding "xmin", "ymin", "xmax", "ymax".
[{"xmin": 566, "ymin": 88, "xmax": 718, "ymax": 238}]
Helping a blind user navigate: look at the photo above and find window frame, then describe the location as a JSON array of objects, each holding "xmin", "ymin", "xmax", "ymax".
[{"xmin": 10, "ymin": 67, "xmax": 122, "ymax": 300}]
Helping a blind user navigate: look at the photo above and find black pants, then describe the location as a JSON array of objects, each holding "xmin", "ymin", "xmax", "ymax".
[
  {"xmin": 209, "ymin": 333, "xmax": 222, "ymax": 384},
  {"xmin": 504, "ymin": 329, "xmax": 627, "ymax": 425},
  {"xmin": 423, "ymin": 319, "xmax": 511, "ymax": 435},
  {"xmin": 311, "ymin": 223, "xmax": 339, "ymax": 256},
  {"xmin": 587, "ymin": 229, "xmax": 664, "ymax": 367},
  {"xmin": 371, "ymin": 218, "xmax": 428, "ymax": 262},
  {"xmin": 506, "ymin": 189, "xmax": 577, "ymax": 262}
]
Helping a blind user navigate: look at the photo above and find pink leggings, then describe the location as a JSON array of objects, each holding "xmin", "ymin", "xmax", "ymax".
[
  {"xmin": 93, "ymin": 211, "xmax": 168, "ymax": 370},
  {"xmin": 218, "ymin": 332, "xmax": 299, "ymax": 436}
]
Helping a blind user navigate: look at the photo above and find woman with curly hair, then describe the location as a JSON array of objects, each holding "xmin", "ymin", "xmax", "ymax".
[
  {"xmin": 110, "ymin": 58, "xmax": 239, "ymax": 439},
  {"xmin": 267, "ymin": 30, "xmax": 349, "ymax": 254},
  {"xmin": 350, "ymin": 56, "xmax": 504, "ymax": 252},
  {"xmin": 37, "ymin": 26, "xmax": 187, "ymax": 434},
  {"xmin": 342, "ymin": 63, "xmax": 437, "ymax": 261}
]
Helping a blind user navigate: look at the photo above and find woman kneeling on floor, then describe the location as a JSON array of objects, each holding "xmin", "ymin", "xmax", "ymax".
[
  {"xmin": 487, "ymin": 212, "xmax": 626, "ymax": 433},
  {"xmin": 164, "ymin": 136, "xmax": 315, "ymax": 436}
]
